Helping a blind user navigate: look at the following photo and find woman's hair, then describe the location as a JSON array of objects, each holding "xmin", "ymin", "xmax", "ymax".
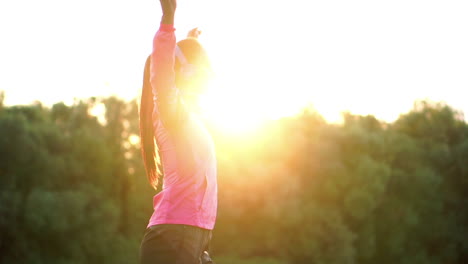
[
  {"xmin": 140, "ymin": 38, "xmax": 210, "ymax": 190},
  {"xmin": 140, "ymin": 55, "xmax": 159, "ymax": 189},
  {"xmin": 174, "ymin": 38, "xmax": 211, "ymax": 90}
]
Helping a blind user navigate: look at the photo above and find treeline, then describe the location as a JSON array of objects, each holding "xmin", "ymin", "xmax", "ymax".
[{"xmin": 0, "ymin": 95, "xmax": 467, "ymax": 264}]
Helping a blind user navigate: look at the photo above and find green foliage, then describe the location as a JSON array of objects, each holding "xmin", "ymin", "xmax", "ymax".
[
  {"xmin": 0, "ymin": 98, "xmax": 145, "ymax": 264},
  {"xmin": 216, "ymin": 255, "xmax": 287, "ymax": 264},
  {"xmin": 0, "ymin": 98, "xmax": 467, "ymax": 264}
]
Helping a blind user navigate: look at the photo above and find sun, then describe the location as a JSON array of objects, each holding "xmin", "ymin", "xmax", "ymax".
[
  {"xmin": 199, "ymin": 88, "xmax": 266, "ymax": 134},
  {"xmin": 198, "ymin": 76, "xmax": 308, "ymax": 134},
  {"xmin": 194, "ymin": 35, "xmax": 317, "ymax": 133},
  {"xmin": 193, "ymin": 26, "xmax": 352, "ymax": 131}
]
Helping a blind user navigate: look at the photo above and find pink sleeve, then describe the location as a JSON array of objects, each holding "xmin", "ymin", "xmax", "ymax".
[{"xmin": 150, "ymin": 24, "xmax": 180, "ymax": 128}]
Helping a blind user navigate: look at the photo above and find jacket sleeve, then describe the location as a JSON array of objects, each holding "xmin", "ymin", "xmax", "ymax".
[{"xmin": 150, "ymin": 24, "xmax": 185, "ymax": 131}]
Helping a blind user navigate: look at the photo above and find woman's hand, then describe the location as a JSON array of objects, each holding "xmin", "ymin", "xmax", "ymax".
[
  {"xmin": 187, "ymin": 28, "xmax": 201, "ymax": 39},
  {"xmin": 159, "ymin": 0, "xmax": 177, "ymax": 24}
]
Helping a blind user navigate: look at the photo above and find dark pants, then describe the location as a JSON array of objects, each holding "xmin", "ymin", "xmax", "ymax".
[{"xmin": 140, "ymin": 224, "xmax": 215, "ymax": 264}]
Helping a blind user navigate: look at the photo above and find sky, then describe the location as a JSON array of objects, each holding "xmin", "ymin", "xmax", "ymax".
[{"xmin": 0, "ymin": 0, "xmax": 467, "ymax": 124}]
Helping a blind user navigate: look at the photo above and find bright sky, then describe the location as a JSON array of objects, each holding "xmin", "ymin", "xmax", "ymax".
[{"xmin": 1, "ymin": 0, "xmax": 467, "ymax": 126}]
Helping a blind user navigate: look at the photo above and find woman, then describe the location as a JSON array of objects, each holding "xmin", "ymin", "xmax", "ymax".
[{"xmin": 139, "ymin": 0, "xmax": 217, "ymax": 263}]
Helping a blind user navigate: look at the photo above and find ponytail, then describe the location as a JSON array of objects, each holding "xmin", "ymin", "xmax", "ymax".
[{"xmin": 140, "ymin": 55, "xmax": 159, "ymax": 189}]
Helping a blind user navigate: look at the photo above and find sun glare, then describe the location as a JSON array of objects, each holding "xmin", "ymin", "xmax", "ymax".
[
  {"xmin": 197, "ymin": 54, "xmax": 317, "ymax": 133},
  {"xmin": 199, "ymin": 89, "xmax": 266, "ymax": 134},
  {"xmin": 197, "ymin": 68, "xmax": 313, "ymax": 133}
]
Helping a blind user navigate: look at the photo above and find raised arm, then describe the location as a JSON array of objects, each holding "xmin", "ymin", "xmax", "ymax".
[{"xmin": 150, "ymin": 0, "xmax": 182, "ymax": 129}]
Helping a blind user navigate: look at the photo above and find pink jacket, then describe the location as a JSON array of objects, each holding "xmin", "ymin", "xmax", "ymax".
[{"xmin": 147, "ymin": 24, "xmax": 217, "ymax": 230}]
